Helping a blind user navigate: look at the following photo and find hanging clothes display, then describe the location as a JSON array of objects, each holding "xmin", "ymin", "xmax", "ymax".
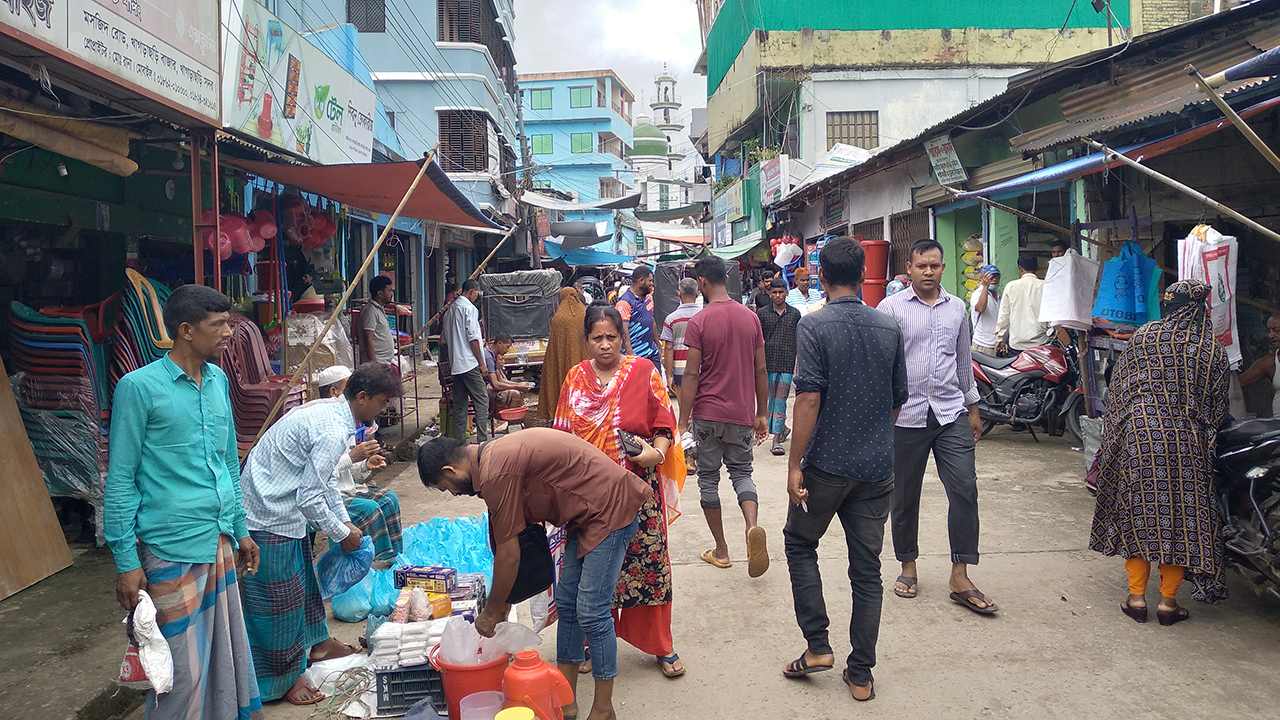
[{"xmin": 1178, "ymin": 225, "xmax": 1242, "ymax": 366}]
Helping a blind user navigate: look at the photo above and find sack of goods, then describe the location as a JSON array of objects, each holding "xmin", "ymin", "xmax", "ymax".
[
  {"xmin": 1040, "ymin": 249, "xmax": 1101, "ymax": 331},
  {"xmin": 1178, "ymin": 224, "xmax": 1242, "ymax": 366}
]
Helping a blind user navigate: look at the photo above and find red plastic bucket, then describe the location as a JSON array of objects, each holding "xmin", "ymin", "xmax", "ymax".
[
  {"xmin": 430, "ymin": 644, "xmax": 512, "ymax": 720},
  {"xmin": 860, "ymin": 239, "xmax": 891, "ymax": 280},
  {"xmin": 862, "ymin": 279, "xmax": 889, "ymax": 308}
]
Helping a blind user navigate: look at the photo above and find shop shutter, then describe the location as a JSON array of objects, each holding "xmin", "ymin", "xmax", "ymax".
[
  {"xmin": 851, "ymin": 217, "xmax": 884, "ymax": 242},
  {"xmin": 890, "ymin": 209, "xmax": 929, "ymax": 273}
]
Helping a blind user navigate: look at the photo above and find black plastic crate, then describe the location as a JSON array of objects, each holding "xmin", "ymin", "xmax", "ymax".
[{"xmin": 375, "ymin": 666, "xmax": 445, "ymax": 715}]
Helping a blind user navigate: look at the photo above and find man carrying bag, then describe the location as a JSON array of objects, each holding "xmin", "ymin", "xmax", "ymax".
[{"xmin": 417, "ymin": 429, "xmax": 649, "ymax": 720}]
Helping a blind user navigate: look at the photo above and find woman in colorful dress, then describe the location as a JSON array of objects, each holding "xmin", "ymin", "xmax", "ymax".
[
  {"xmin": 1090, "ymin": 280, "xmax": 1230, "ymax": 624},
  {"xmin": 555, "ymin": 303, "xmax": 688, "ymax": 678}
]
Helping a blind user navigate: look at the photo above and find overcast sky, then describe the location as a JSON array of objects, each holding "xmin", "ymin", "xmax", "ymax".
[{"xmin": 512, "ymin": 0, "xmax": 707, "ymax": 173}]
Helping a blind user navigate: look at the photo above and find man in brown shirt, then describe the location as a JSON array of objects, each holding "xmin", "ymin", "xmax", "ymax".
[{"xmin": 417, "ymin": 428, "xmax": 646, "ymax": 720}]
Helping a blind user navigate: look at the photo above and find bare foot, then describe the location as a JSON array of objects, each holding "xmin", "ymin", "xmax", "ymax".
[
  {"xmin": 1127, "ymin": 593, "xmax": 1147, "ymax": 609},
  {"xmin": 563, "ymin": 702, "xmax": 578, "ymax": 719},
  {"xmin": 585, "ymin": 709, "xmax": 617, "ymax": 720}
]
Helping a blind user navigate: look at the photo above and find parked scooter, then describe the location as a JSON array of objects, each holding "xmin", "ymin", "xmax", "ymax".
[
  {"xmin": 972, "ymin": 337, "xmax": 1087, "ymax": 442},
  {"xmin": 1215, "ymin": 418, "xmax": 1280, "ymax": 601}
]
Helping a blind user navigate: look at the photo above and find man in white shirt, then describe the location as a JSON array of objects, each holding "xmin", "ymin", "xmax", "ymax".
[
  {"xmin": 442, "ymin": 279, "xmax": 492, "ymax": 441},
  {"xmin": 995, "ymin": 255, "xmax": 1051, "ymax": 353},
  {"xmin": 969, "ymin": 265, "xmax": 1002, "ymax": 356},
  {"xmin": 786, "ymin": 267, "xmax": 823, "ymax": 316}
]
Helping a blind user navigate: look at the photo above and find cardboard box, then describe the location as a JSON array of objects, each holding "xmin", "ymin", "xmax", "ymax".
[{"xmin": 394, "ymin": 565, "xmax": 458, "ymax": 593}]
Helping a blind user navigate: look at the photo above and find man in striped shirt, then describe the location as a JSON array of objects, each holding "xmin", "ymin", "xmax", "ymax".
[
  {"xmin": 878, "ymin": 239, "xmax": 997, "ymax": 616},
  {"xmin": 660, "ymin": 277, "xmax": 701, "ymax": 400},
  {"xmin": 787, "ymin": 267, "xmax": 824, "ymax": 316},
  {"xmin": 239, "ymin": 362, "xmax": 403, "ymax": 704}
]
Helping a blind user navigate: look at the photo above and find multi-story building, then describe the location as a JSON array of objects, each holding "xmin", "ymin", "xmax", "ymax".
[{"xmin": 271, "ymin": 0, "xmax": 521, "ymax": 308}]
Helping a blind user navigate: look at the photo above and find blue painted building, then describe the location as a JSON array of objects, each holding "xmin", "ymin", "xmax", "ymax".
[{"xmin": 517, "ymin": 71, "xmax": 636, "ymax": 251}]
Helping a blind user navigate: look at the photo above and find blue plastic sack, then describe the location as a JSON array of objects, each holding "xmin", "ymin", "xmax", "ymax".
[
  {"xmin": 331, "ymin": 572, "xmax": 374, "ymax": 622},
  {"xmin": 316, "ymin": 536, "xmax": 374, "ymax": 599},
  {"xmin": 395, "ymin": 515, "xmax": 494, "ymax": 586},
  {"xmin": 370, "ymin": 569, "xmax": 398, "ymax": 617},
  {"xmin": 1092, "ymin": 241, "xmax": 1159, "ymax": 326}
]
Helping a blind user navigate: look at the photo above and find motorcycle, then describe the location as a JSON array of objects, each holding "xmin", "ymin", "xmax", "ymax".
[
  {"xmin": 1215, "ymin": 418, "xmax": 1280, "ymax": 600},
  {"xmin": 971, "ymin": 337, "xmax": 1088, "ymax": 443}
]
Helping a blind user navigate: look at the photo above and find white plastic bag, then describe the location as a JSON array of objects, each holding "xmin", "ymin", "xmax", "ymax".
[
  {"xmin": 1178, "ymin": 225, "xmax": 1242, "ymax": 366},
  {"xmin": 530, "ymin": 525, "xmax": 566, "ymax": 633},
  {"xmin": 117, "ymin": 589, "xmax": 173, "ymax": 694},
  {"xmin": 301, "ymin": 652, "xmax": 374, "ymax": 697},
  {"xmin": 439, "ymin": 616, "xmax": 541, "ymax": 665},
  {"xmin": 1039, "ymin": 249, "xmax": 1100, "ymax": 331}
]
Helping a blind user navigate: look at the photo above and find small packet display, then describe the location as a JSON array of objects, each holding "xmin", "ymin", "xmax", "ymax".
[
  {"xmin": 407, "ymin": 588, "xmax": 431, "ymax": 622},
  {"xmin": 428, "ymin": 593, "xmax": 452, "ymax": 619},
  {"xmin": 389, "ymin": 588, "xmax": 413, "ymax": 623},
  {"xmin": 370, "ymin": 621, "xmax": 403, "ymax": 670}
]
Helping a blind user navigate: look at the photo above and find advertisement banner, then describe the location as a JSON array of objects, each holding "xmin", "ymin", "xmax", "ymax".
[
  {"xmin": 2, "ymin": 0, "xmax": 221, "ymax": 121},
  {"xmin": 823, "ymin": 189, "xmax": 848, "ymax": 230},
  {"xmin": 760, "ymin": 155, "xmax": 791, "ymax": 206},
  {"xmin": 221, "ymin": 0, "xmax": 375, "ymax": 164},
  {"xmin": 925, "ymin": 134, "xmax": 969, "ymax": 186},
  {"xmin": 723, "ymin": 179, "xmax": 746, "ymax": 222}
]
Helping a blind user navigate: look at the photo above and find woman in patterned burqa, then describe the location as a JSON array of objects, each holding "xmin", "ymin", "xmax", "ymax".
[{"xmin": 1090, "ymin": 279, "xmax": 1230, "ymax": 625}]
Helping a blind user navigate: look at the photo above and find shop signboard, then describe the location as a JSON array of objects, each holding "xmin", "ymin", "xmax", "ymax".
[
  {"xmin": 722, "ymin": 179, "xmax": 746, "ymax": 222},
  {"xmin": 1, "ymin": 0, "xmax": 221, "ymax": 121},
  {"xmin": 760, "ymin": 155, "xmax": 791, "ymax": 205},
  {"xmin": 823, "ymin": 189, "xmax": 849, "ymax": 230},
  {"xmin": 711, "ymin": 210, "xmax": 730, "ymax": 248},
  {"xmin": 221, "ymin": 0, "xmax": 375, "ymax": 164},
  {"xmin": 925, "ymin": 134, "xmax": 968, "ymax": 186}
]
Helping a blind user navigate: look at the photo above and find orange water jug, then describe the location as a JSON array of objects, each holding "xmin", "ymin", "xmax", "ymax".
[{"xmin": 502, "ymin": 650, "xmax": 573, "ymax": 720}]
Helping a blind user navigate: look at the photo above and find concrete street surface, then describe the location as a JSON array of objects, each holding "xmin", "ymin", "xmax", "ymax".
[{"xmin": 258, "ymin": 422, "xmax": 1280, "ymax": 720}]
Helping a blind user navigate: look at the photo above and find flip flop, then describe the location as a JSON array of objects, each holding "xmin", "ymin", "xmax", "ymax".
[
  {"xmin": 701, "ymin": 549, "xmax": 732, "ymax": 569},
  {"xmin": 842, "ymin": 670, "xmax": 875, "ymax": 702},
  {"xmin": 893, "ymin": 575, "xmax": 918, "ymax": 599},
  {"xmin": 284, "ymin": 685, "xmax": 326, "ymax": 706},
  {"xmin": 747, "ymin": 526, "xmax": 770, "ymax": 578},
  {"xmin": 658, "ymin": 653, "xmax": 686, "ymax": 678},
  {"xmin": 782, "ymin": 653, "xmax": 833, "ymax": 678},
  {"xmin": 771, "ymin": 444, "xmax": 785, "ymax": 456},
  {"xmin": 950, "ymin": 589, "xmax": 999, "ymax": 615}
]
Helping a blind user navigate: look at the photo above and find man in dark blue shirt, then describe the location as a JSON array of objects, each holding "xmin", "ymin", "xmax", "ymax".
[{"xmin": 781, "ymin": 237, "xmax": 907, "ymax": 703}]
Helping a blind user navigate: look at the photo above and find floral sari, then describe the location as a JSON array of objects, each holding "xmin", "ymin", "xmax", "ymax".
[{"xmin": 554, "ymin": 355, "xmax": 686, "ymax": 656}]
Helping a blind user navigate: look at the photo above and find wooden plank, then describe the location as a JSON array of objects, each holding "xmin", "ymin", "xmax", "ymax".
[{"xmin": 0, "ymin": 355, "xmax": 73, "ymax": 600}]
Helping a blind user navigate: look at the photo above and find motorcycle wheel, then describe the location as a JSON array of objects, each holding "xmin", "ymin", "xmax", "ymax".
[
  {"xmin": 976, "ymin": 379, "xmax": 998, "ymax": 437},
  {"xmin": 1064, "ymin": 399, "xmax": 1086, "ymax": 445}
]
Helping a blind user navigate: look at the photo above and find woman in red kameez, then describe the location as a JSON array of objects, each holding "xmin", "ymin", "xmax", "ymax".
[{"xmin": 554, "ymin": 304, "xmax": 687, "ymax": 678}]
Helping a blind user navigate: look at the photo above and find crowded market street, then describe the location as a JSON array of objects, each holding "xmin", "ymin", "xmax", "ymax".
[{"xmin": 256, "ymin": 418, "xmax": 1280, "ymax": 720}]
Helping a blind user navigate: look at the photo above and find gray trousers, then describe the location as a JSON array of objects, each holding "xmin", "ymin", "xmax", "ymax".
[
  {"xmin": 693, "ymin": 419, "xmax": 758, "ymax": 509},
  {"xmin": 891, "ymin": 409, "xmax": 980, "ymax": 565},
  {"xmin": 450, "ymin": 367, "xmax": 490, "ymax": 441}
]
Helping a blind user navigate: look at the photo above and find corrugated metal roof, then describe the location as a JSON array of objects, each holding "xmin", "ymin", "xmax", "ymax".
[{"xmin": 1011, "ymin": 28, "xmax": 1280, "ymax": 154}]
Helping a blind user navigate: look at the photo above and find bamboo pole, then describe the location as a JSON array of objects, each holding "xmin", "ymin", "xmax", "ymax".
[
  {"xmin": 1083, "ymin": 138, "xmax": 1280, "ymax": 245},
  {"xmin": 1186, "ymin": 64, "xmax": 1280, "ymax": 176},
  {"xmin": 415, "ymin": 222, "xmax": 520, "ymax": 340},
  {"xmin": 247, "ymin": 144, "xmax": 440, "ymax": 451}
]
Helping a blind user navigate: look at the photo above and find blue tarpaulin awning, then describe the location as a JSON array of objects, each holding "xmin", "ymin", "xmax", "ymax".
[{"xmin": 544, "ymin": 240, "xmax": 635, "ymax": 265}]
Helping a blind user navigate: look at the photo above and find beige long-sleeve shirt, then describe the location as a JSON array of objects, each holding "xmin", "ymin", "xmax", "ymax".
[{"xmin": 994, "ymin": 273, "xmax": 1051, "ymax": 351}]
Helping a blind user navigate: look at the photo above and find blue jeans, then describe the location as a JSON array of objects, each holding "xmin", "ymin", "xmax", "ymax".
[{"xmin": 555, "ymin": 514, "xmax": 640, "ymax": 681}]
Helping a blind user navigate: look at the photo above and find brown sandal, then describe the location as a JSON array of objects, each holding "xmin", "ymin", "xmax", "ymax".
[
  {"xmin": 1157, "ymin": 605, "xmax": 1190, "ymax": 626},
  {"xmin": 284, "ymin": 685, "xmax": 325, "ymax": 706},
  {"xmin": 1120, "ymin": 600, "xmax": 1147, "ymax": 623}
]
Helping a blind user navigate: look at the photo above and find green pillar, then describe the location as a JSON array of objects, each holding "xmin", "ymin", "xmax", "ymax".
[{"xmin": 988, "ymin": 206, "xmax": 1020, "ymax": 290}]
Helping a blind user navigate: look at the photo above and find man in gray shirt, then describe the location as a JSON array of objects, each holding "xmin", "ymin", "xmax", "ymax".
[
  {"xmin": 782, "ymin": 237, "xmax": 907, "ymax": 703},
  {"xmin": 442, "ymin": 279, "xmax": 491, "ymax": 441},
  {"xmin": 360, "ymin": 276, "xmax": 397, "ymax": 365}
]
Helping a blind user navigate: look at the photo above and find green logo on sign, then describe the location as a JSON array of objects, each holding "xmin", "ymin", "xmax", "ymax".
[{"xmin": 314, "ymin": 86, "xmax": 331, "ymax": 120}]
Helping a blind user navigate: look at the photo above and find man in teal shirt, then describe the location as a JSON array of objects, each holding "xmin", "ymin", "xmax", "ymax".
[{"xmin": 105, "ymin": 284, "xmax": 264, "ymax": 720}]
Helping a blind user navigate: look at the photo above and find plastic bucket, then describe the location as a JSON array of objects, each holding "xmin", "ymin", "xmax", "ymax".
[
  {"xmin": 862, "ymin": 279, "xmax": 889, "ymax": 308},
  {"xmin": 861, "ymin": 239, "xmax": 891, "ymax": 280},
  {"xmin": 431, "ymin": 645, "xmax": 512, "ymax": 720},
  {"xmin": 459, "ymin": 690, "xmax": 506, "ymax": 720}
]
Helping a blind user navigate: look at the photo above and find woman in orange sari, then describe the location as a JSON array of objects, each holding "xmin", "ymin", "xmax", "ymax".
[{"xmin": 555, "ymin": 304, "xmax": 687, "ymax": 679}]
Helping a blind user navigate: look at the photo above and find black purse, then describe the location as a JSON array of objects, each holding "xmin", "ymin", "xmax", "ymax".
[{"xmin": 479, "ymin": 441, "xmax": 556, "ymax": 604}]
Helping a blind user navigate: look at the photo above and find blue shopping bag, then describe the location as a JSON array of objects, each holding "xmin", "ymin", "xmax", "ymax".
[{"xmin": 1091, "ymin": 241, "xmax": 1158, "ymax": 326}]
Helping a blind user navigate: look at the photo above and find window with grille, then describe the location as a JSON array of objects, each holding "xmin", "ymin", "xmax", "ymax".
[
  {"xmin": 571, "ymin": 133, "xmax": 592, "ymax": 153},
  {"xmin": 347, "ymin": 0, "xmax": 385, "ymax": 33},
  {"xmin": 599, "ymin": 178, "xmax": 612, "ymax": 199},
  {"xmin": 385, "ymin": 111, "xmax": 396, "ymax": 130},
  {"xmin": 826, "ymin": 111, "xmax": 879, "ymax": 150},
  {"xmin": 439, "ymin": 0, "xmax": 515, "ymax": 95},
  {"xmin": 529, "ymin": 88, "xmax": 552, "ymax": 111},
  {"xmin": 570, "ymin": 87, "xmax": 592, "ymax": 108},
  {"xmin": 531, "ymin": 134, "xmax": 552, "ymax": 155},
  {"xmin": 438, "ymin": 111, "xmax": 489, "ymax": 173}
]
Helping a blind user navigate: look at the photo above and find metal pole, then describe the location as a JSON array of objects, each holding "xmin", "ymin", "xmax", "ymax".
[
  {"xmin": 248, "ymin": 144, "xmax": 441, "ymax": 451},
  {"xmin": 189, "ymin": 132, "xmax": 205, "ymax": 286},
  {"xmin": 1186, "ymin": 64, "xmax": 1280, "ymax": 176},
  {"xmin": 1083, "ymin": 138, "xmax": 1280, "ymax": 245}
]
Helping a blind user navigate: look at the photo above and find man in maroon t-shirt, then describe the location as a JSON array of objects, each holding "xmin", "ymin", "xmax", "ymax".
[{"xmin": 678, "ymin": 255, "xmax": 771, "ymax": 578}]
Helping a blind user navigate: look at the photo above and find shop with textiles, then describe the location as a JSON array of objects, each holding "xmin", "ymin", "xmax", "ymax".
[{"xmin": 302, "ymin": 516, "xmax": 574, "ymax": 720}]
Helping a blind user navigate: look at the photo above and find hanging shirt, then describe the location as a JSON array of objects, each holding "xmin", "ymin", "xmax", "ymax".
[
  {"xmin": 995, "ymin": 273, "xmax": 1051, "ymax": 351},
  {"xmin": 104, "ymin": 355, "xmax": 248, "ymax": 574},
  {"xmin": 616, "ymin": 288, "xmax": 660, "ymax": 364}
]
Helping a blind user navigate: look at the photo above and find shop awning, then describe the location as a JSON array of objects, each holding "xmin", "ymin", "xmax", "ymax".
[
  {"xmin": 634, "ymin": 202, "xmax": 706, "ymax": 222},
  {"xmin": 640, "ymin": 223, "xmax": 708, "ymax": 245},
  {"xmin": 709, "ymin": 236, "xmax": 765, "ymax": 259},
  {"xmin": 544, "ymin": 240, "xmax": 635, "ymax": 265},
  {"xmin": 519, "ymin": 190, "xmax": 641, "ymax": 211},
  {"xmin": 223, "ymin": 157, "xmax": 503, "ymax": 229},
  {"xmin": 957, "ymin": 93, "xmax": 1280, "ymax": 200}
]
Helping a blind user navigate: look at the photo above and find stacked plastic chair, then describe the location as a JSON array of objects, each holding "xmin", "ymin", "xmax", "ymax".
[
  {"xmin": 220, "ymin": 313, "xmax": 303, "ymax": 453},
  {"xmin": 110, "ymin": 269, "xmax": 174, "ymax": 388},
  {"xmin": 7, "ymin": 296, "xmax": 116, "ymax": 537}
]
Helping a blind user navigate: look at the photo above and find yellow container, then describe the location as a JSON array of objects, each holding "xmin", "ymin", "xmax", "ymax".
[{"xmin": 496, "ymin": 708, "xmax": 536, "ymax": 720}]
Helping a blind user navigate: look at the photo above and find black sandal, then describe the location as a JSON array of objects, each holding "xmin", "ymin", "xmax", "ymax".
[
  {"xmin": 893, "ymin": 575, "xmax": 918, "ymax": 598},
  {"xmin": 782, "ymin": 652, "xmax": 833, "ymax": 678},
  {"xmin": 842, "ymin": 670, "xmax": 875, "ymax": 701},
  {"xmin": 1157, "ymin": 605, "xmax": 1190, "ymax": 626},
  {"xmin": 1120, "ymin": 600, "xmax": 1147, "ymax": 623},
  {"xmin": 949, "ymin": 589, "xmax": 999, "ymax": 614}
]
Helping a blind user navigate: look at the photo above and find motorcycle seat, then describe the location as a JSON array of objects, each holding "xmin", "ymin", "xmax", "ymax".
[
  {"xmin": 973, "ymin": 351, "xmax": 1018, "ymax": 370},
  {"xmin": 1218, "ymin": 418, "xmax": 1280, "ymax": 449}
]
